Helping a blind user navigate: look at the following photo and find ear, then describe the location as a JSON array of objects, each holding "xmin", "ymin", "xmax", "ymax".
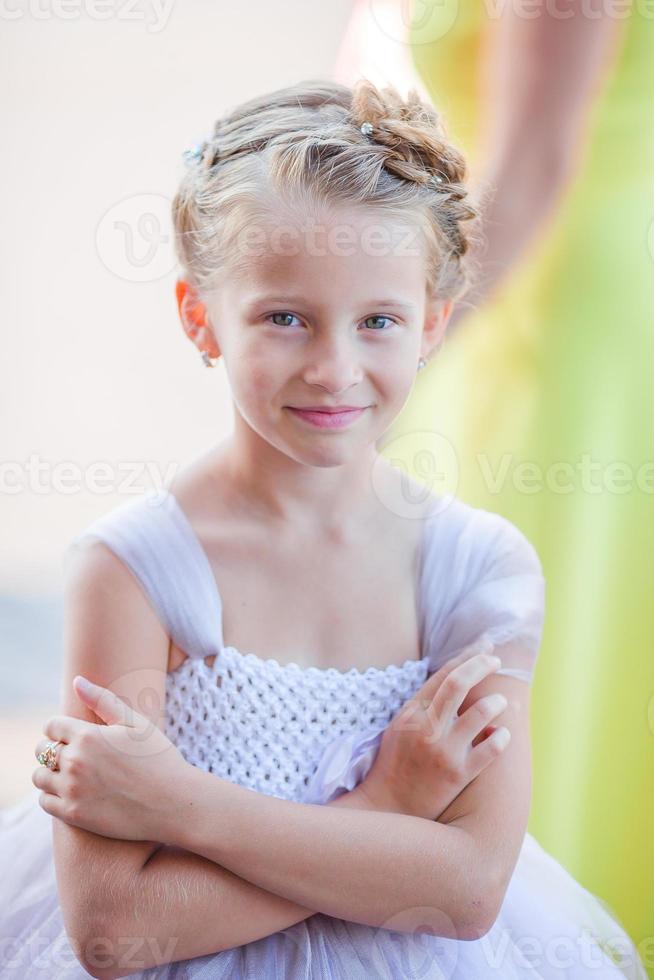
[
  {"xmin": 175, "ymin": 279, "xmax": 221, "ymax": 360},
  {"xmin": 420, "ymin": 297, "xmax": 453, "ymax": 360}
]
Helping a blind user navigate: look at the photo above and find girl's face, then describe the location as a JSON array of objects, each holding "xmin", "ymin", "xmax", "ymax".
[{"xmin": 180, "ymin": 202, "xmax": 451, "ymax": 469}]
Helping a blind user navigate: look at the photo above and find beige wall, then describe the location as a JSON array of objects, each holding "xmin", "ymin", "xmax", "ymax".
[
  {"xmin": 1, "ymin": 0, "xmax": 353, "ymax": 595},
  {"xmin": 1, "ymin": 0, "xmax": 355, "ymax": 807}
]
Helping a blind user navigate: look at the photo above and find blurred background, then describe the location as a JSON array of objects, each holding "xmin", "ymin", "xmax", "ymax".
[
  {"xmin": 2, "ymin": 0, "xmax": 652, "ymax": 974},
  {"xmin": 1, "ymin": 0, "xmax": 353, "ymax": 804}
]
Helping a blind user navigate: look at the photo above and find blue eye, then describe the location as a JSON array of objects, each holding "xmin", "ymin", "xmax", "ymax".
[
  {"xmin": 362, "ymin": 315, "xmax": 395, "ymax": 331},
  {"xmin": 265, "ymin": 312, "xmax": 397, "ymax": 330},
  {"xmin": 267, "ymin": 312, "xmax": 301, "ymax": 328}
]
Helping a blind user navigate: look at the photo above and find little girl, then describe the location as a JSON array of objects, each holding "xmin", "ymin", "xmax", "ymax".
[{"xmin": 1, "ymin": 79, "xmax": 647, "ymax": 980}]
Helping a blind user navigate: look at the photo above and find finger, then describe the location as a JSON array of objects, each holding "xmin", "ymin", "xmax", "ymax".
[
  {"xmin": 392, "ymin": 694, "xmax": 430, "ymax": 736},
  {"xmin": 34, "ymin": 739, "xmax": 70, "ymax": 776},
  {"xmin": 31, "ymin": 765, "xmax": 61, "ymax": 796},
  {"xmin": 473, "ymin": 724, "xmax": 497, "ymax": 748},
  {"xmin": 455, "ymin": 693, "xmax": 508, "ymax": 745},
  {"xmin": 418, "ymin": 637, "xmax": 497, "ymax": 702},
  {"xmin": 34, "ymin": 737, "xmax": 55, "ymax": 760},
  {"xmin": 34, "ymin": 735, "xmax": 70, "ymax": 759},
  {"xmin": 426, "ymin": 652, "xmax": 503, "ymax": 731},
  {"xmin": 73, "ymin": 676, "xmax": 140, "ymax": 727},
  {"xmin": 466, "ymin": 726, "xmax": 512, "ymax": 778},
  {"xmin": 37, "ymin": 791, "xmax": 66, "ymax": 821},
  {"xmin": 42, "ymin": 715, "xmax": 87, "ymax": 744}
]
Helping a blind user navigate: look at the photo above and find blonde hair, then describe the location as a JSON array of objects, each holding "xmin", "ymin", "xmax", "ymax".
[{"xmin": 172, "ymin": 77, "xmax": 480, "ymax": 308}]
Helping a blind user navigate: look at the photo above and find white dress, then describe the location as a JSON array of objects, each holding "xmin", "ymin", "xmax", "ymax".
[{"xmin": 0, "ymin": 488, "xmax": 647, "ymax": 979}]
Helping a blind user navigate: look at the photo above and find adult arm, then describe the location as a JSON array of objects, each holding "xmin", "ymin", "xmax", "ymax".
[{"xmin": 451, "ymin": 0, "xmax": 629, "ymax": 329}]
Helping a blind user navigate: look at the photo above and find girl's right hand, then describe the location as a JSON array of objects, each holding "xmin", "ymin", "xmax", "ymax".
[{"xmin": 358, "ymin": 639, "xmax": 510, "ymax": 821}]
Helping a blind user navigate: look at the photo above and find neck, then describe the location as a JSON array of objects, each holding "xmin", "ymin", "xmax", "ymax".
[{"xmin": 213, "ymin": 417, "xmax": 393, "ymax": 536}]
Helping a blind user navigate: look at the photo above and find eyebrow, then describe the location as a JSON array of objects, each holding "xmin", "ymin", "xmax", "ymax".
[{"xmin": 244, "ymin": 295, "xmax": 418, "ymax": 312}]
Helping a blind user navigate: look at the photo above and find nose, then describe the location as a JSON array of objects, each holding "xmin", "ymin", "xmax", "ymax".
[{"xmin": 302, "ymin": 336, "xmax": 363, "ymax": 394}]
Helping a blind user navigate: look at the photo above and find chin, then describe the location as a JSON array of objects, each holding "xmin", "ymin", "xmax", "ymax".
[{"xmin": 286, "ymin": 440, "xmax": 361, "ymax": 470}]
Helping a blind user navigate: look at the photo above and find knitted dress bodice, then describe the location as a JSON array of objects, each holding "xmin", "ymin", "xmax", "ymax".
[
  {"xmin": 164, "ymin": 643, "xmax": 429, "ymax": 801},
  {"xmin": 68, "ymin": 485, "xmax": 545, "ymax": 806}
]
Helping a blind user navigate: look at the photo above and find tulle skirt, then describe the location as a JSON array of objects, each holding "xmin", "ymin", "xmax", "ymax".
[{"xmin": 0, "ymin": 785, "xmax": 647, "ymax": 979}]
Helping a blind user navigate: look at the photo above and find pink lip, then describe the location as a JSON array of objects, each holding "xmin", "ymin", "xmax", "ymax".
[
  {"xmin": 286, "ymin": 406, "xmax": 368, "ymax": 429},
  {"xmin": 289, "ymin": 405, "xmax": 366, "ymax": 412}
]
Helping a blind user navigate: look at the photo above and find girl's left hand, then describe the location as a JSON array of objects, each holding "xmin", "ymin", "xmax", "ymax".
[{"xmin": 32, "ymin": 676, "xmax": 190, "ymax": 843}]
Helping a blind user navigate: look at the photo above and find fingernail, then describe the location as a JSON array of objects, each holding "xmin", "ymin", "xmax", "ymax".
[{"xmin": 76, "ymin": 676, "xmax": 94, "ymax": 692}]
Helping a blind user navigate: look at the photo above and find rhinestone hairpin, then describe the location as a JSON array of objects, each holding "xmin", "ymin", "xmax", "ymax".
[
  {"xmin": 360, "ymin": 121, "xmax": 374, "ymax": 136},
  {"xmin": 182, "ymin": 142, "xmax": 205, "ymax": 167}
]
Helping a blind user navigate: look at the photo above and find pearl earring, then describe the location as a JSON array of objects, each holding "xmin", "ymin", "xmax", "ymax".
[{"xmin": 417, "ymin": 356, "xmax": 428, "ymax": 372}]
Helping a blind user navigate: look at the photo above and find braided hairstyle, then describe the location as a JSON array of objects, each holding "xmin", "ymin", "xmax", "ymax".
[{"xmin": 173, "ymin": 77, "xmax": 481, "ymax": 307}]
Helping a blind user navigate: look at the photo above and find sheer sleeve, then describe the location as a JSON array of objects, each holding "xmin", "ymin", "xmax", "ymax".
[
  {"xmin": 420, "ymin": 501, "xmax": 546, "ymax": 684},
  {"xmin": 302, "ymin": 501, "xmax": 547, "ymax": 805}
]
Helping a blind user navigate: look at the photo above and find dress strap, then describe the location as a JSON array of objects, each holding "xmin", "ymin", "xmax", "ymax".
[
  {"xmin": 65, "ymin": 488, "xmax": 224, "ymax": 661},
  {"xmin": 418, "ymin": 495, "xmax": 546, "ymax": 684}
]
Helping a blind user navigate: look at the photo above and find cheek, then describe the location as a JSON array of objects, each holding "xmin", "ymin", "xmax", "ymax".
[
  {"xmin": 244, "ymin": 367, "xmax": 270, "ymax": 395},
  {"xmin": 378, "ymin": 359, "xmax": 416, "ymax": 399},
  {"xmin": 232, "ymin": 346, "xmax": 279, "ymax": 402}
]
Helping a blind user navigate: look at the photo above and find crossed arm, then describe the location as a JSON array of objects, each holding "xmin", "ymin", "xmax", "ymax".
[
  {"xmin": 60, "ymin": 544, "xmax": 531, "ymax": 979},
  {"xmin": 85, "ymin": 669, "xmax": 530, "ymax": 979},
  {"xmin": 79, "ymin": 785, "xmax": 381, "ymax": 978}
]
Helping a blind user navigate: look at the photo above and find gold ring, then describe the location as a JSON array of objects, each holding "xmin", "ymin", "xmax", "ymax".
[{"xmin": 37, "ymin": 740, "xmax": 64, "ymax": 771}]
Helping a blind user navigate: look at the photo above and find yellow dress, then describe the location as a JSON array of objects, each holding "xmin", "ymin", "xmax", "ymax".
[{"xmin": 383, "ymin": 0, "xmax": 654, "ymax": 965}]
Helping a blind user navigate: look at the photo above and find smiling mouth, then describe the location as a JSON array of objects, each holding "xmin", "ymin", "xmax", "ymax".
[
  {"xmin": 285, "ymin": 406, "xmax": 369, "ymax": 429},
  {"xmin": 286, "ymin": 406, "xmax": 369, "ymax": 413}
]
